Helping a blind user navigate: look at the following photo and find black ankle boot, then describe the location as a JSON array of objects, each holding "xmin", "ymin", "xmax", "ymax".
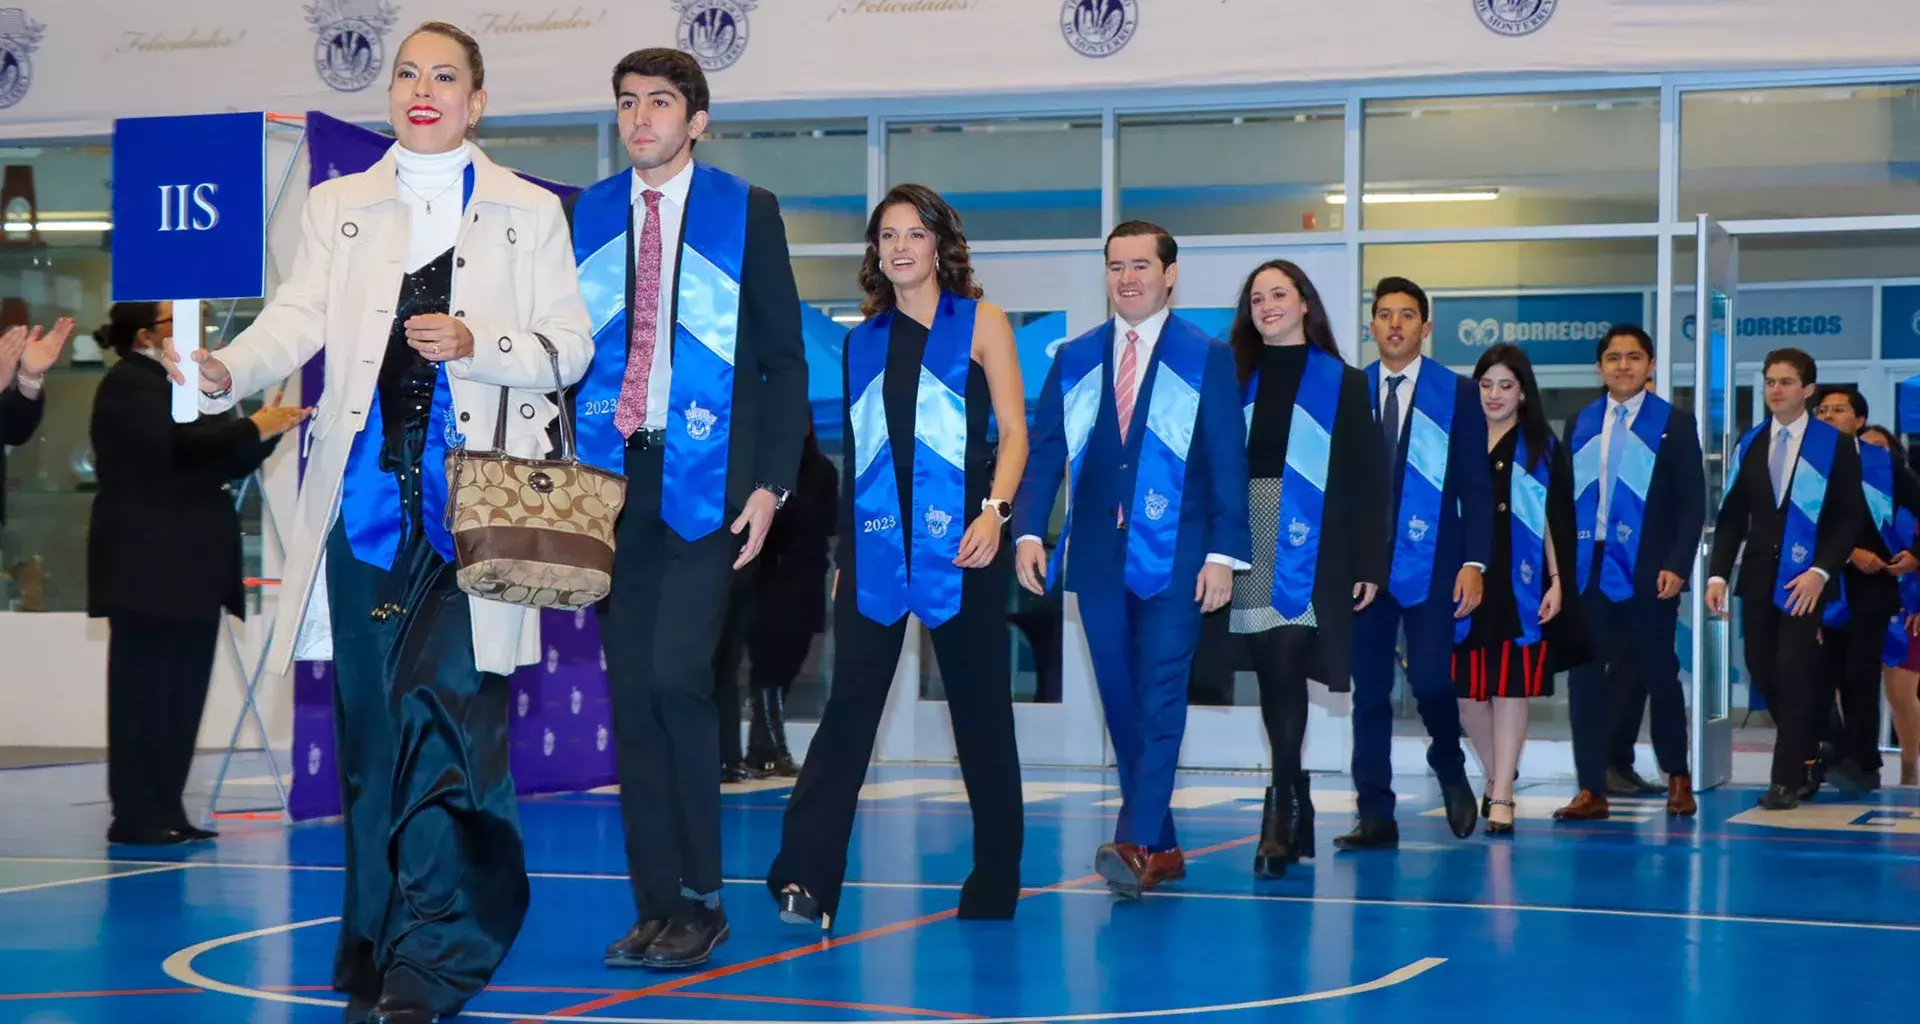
[
  {"xmin": 1253, "ymin": 785, "xmax": 1297, "ymax": 879},
  {"xmin": 746, "ymin": 688, "xmax": 777, "ymax": 775},
  {"xmin": 1291, "ymin": 772, "xmax": 1315, "ymax": 858},
  {"xmin": 758, "ymin": 687, "xmax": 798, "ymax": 776}
]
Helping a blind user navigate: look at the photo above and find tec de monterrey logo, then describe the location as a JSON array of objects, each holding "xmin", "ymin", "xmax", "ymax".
[
  {"xmin": 0, "ymin": 7, "xmax": 44, "ymax": 111},
  {"xmin": 1475, "ymin": 0, "xmax": 1557, "ymax": 37},
  {"xmin": 307, "ymin": 0, "xmax": 401, "ymax": 93},
  {"xmin": 676, "ymin": 0, "xmax": 756, "ymax": 72},
  {"xmin": 1061, "ymin": 0, "xmax": 1137, "ymax": 58}
]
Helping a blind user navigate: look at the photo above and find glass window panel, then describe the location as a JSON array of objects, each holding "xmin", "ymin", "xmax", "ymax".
[
  {"xmin": 475, "ymin": 122, "xmax": 601, "ymax": 188},
  {"xmin": 1118, "ymin": 108, "xmax": 1344, "ymax": 236},
  {"xmin": 887, "ymin": 116, "xmax": 1102, "ymax": 241},
  {"xmin": 1362, "ymin": 91, "xmax": 1660, "ymax": 229},
  {"xmin": 699, "ymin": 120, "xmax": 868, "ymax": 245},
  {"xmin": 1680, "ymin": 84, "xmax": 1920, "ymax": 220}
]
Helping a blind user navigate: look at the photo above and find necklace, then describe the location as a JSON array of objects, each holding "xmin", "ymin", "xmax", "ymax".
[{"xmin": 399, "ymin": 175, "xmax": 460, "ymax": 214}]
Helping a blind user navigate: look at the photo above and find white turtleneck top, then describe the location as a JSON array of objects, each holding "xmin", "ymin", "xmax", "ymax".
[{"xmin": 391, "ymin": 142, "xmax": 471, "ymax": 273}]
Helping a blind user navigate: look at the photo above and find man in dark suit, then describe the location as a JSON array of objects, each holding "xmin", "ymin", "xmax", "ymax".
[
  {"xmin": 1554, "ymin": 325, "xmax": 1704, "ymax": 822},
  {"xmin": 1339, "ymin": 277, "xmax": 1488, "ymax": 850},
  {"xmin": 1014, "ymin": 220, "xmax": 1250, "ymax": 898},
  {"xmin": 1708, "ymin": 348, "xmax": 1864, "ymax": 810},
  {"xmin": 1811, "ymin": 386, "xmax": 1920, "ymax": 795},
  {"xmin": 564, "ymin": 47, "xmax": 806, "ymax": 971}
]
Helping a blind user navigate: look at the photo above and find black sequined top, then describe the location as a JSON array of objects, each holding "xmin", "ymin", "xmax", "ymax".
[{"xmin": 378, "ymin": 248, "xmax": 454, "ymax": 469}]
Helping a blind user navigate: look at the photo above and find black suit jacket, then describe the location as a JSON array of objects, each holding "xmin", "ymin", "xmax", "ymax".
[
  {"xmin": 1562, "ymin": 398, "xmax": 1706, "ymax": 597},
  {"xmin": 1303, "ymin": 362, "xmax": 1389, "ymax": 692},
  {"xmin": 0, "ymin": 383, "xmax": 45, "ymax": 527},
  {"xmin": 1836, "ymin": 443, "xmax": 1920, "ymax": 618},
  {"xmin": 85, "ymin": 356, "xmax": 278, "ymax": 621},
  {"xmin": 1709, "ymin": 420, "xmax": 1864, "ymax": 602},
  {"xmin": 563, "ymin": 177, "xmax": 808, "ymax": 510}
]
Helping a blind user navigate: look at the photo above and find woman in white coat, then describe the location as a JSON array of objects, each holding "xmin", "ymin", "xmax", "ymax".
[{"xmin": 178, "ymin": 22, "xmax": 592, "ymax": 1024}]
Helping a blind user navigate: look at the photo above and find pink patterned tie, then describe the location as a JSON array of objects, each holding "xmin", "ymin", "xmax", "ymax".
[
  {"xmin": 1114, "ymin": 329, "xmax": 1140, "ymax": 443},
  {"xmin": 614, "ymin": 189, "xmax": 664, "ymax": 438}
]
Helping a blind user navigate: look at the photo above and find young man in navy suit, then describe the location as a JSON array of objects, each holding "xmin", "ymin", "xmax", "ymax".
[
  {"xmin": 1554, "ymin": 325, "xmax": 1704, "ymax": 822},
  {"xmin": 1014, "ymin": 220, "xmax": 1250, "ymax": 897},
  {"xmin": 1338, "ymin": 277, "xmax": 1488, "ymax": 850}
]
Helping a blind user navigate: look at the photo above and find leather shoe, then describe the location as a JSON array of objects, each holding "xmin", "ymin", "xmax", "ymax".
[
  {"xmin": 1758, "ymin": 783, "xmax": 1800, "ymax": 810},
  {"xmin": 641, "ymin": 901, "xmax": 730, "ymax": 970},
  {"xmin": 720, "ymin": 761, "xmax": 755, "ymax": 784},
  {"xmin": 1145, "ymin": 848, "xmax": 1185, "ymax": 884},
  {"xmin": 1607, "ymin": 765, "xmax": 1665, "ymax": 795},
  {"xmin": 1093, "ymin": 842, "xmax": 1151, "ymax": 898},
  {"xmin": 604, "ymin": 918, "xmax": 671, "ymax": 966},
  {"xmin": 1666, "ymin": 774, "xmax": 1697, "ymax": 816},
  {"xmin": 368, "ymin": 995, "xmax": 437, "ymax": 1024},
  {"xmin": 1552, "ymin": 790, "xmax": 1609, "ymax": 821},
  {"xmin": 1440, "ymin": 779, "xmax": 1479, "ymax": 838},
  {"xmin": 1827, "ymin": 760, "xmax": 1877, "ymax": 796},
  {"xmin": 106, "ymin": 824, "xmax": 192, "ymax": 846},
  {"xmin": 1332, "ymin": 817, "xmax": 1399, "ymax": 851}
]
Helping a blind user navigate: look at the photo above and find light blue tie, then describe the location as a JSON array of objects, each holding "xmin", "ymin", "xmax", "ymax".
[
  {"xmin": 1601, "ymin": 404, "xmax": 1629, "ymax": 527},
  {"xmin": 1770, "ymin": 426, "xmax": 1792, "ymax": 506}
]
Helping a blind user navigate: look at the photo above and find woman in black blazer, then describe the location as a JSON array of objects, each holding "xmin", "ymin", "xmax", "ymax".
[{"xmin": 87, "ymin": 301, "xmax": 307, "ymax": 845}]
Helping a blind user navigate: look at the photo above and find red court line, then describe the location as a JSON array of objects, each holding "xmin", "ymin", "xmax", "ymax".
[
  {"xmin": 0, "ymin": 987, "xmax": 202, "ymax": 1001},
  {"xmin": 518, "ymin": 834, "xmax": 1260, "ymax": 1024}
]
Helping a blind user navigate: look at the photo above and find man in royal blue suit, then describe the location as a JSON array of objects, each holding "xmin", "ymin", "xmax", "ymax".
[
  {"xmin": 1014, "ymin": 220, "xmax": 1250, "ymax": 898},
  {"xmin": 1339, "ymin": 277, "xmax": 1488, "ymax": 850}
]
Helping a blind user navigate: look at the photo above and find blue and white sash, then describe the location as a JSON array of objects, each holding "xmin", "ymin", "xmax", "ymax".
[
  {"xmin": 339, "ymin": 163, "xmax": 475, "ymax": 569},
  {"xmin": 846, "ymin": 295, "xmax": 975, "ymax": 628},
  {"xmin": 1243, "ymin": 346, "xmax": 1343, "ymax": 619},
  {"xmin": 1371, "ymin": 357, "xmax": 1455, "ymax": 608},
  {"xmin": 1729, "ymin": 417, "xmax": 1841, "ymax": 613},
  {"xmin": 1825, "ymin": 441, "xmax": 1906, "ymax": 629},
  {"xmin": 1889, "ymin": 507, "xmax": 1920, "ymax": 664},
  {"xmin": 1571, "ymin": 393, "xmax": 1673, "ymax": 602},
  {"xmin": 1510, "ymin": 434, "xmax": 1555, "ymax": 647},
  {"xmin": 1056, "ymin": 317, "xmax": 1210, "ymax": 599},
  {"xmin": 571, "ymin": 163, "xmax": 749, "ymax": 541}
]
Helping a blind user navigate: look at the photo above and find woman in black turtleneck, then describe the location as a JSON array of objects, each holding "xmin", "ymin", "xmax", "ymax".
[{"xmin": 1227, "ymin": 259, "xmax": 1388, "ymax": 879}]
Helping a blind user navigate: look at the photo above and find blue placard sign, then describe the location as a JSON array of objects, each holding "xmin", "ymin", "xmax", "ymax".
[
  {"xmin": 1431, "ymin": 292, "xmax": 1647, "ymax": 367},
  {"xmin": 110, "ymin": 112, "xmax": 267, "ymax": 302}
]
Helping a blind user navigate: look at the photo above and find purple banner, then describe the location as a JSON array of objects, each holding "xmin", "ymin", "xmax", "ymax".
[{"xmin": 287, "ymin": 112, "xmax": 605, "ymax": 820}]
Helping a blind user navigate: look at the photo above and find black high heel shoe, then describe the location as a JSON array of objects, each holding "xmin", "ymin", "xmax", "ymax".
[
  {"xmin": 1485, "ymin": 797, "xmax": 1515, "ymax": 837},
  {"xmin": 1253, "ymin": 785, "xmax": 1298, "ymax": 879},
  {"xmin": 776, "ymin": 885, "xmax": 830, "ymax": 931}
]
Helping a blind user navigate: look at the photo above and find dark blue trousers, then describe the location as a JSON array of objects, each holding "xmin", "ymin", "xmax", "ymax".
[{"xmin": 1350, "ymin": 591, "xmax": 1468, "ymax": 822}]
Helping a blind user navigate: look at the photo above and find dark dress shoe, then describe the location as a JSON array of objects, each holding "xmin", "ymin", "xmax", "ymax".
[
  {"xmin": 604, "ymin": 918, "xmax": 671, "ymax": 966},
  {"xmin": 1758, "ymin": 784, "xmax": 1801, "ymax": 810},
  {"xmin": 720, "ymin": 761, "xmax": 755, "ymax": 784},
  {"xmin": 1093, "ymin": 842, "xmax": 1151, "ymax": 898},
  {"xmin": 642, "ymin": 902, "xmax": 730, "ymax": 970},
  {"xmin": 1827, "ymin": 761, "xmax": 1876, "ymax": 797},
  {"xmin": 776, "ymin": 885, "xmax": 829, "ymax": 930},
  {"xmin": 172, "ymin": 822, "xmax": 219, "ymax": 841},
  {"xmin": 106, "ymin": 824, "xmax": 192, "ymax": 846},
  {"xmin": 1332, "ymin": 817, "xmax": 1399, "ymax": 851},
  {"xmin": 1607, "ymin": 766, "xmax": 1666, "ymax": 796},
  {"xmin": 368, "ymin": 994, "xmax": 437, "ymax": 1024},
  {"xmin": 1553, "ymin": 790, "xmax": 1609, "ymax": 821},
  {"xmin": 956, "ymin": 872, "xmax": 1020, "ymax": 920},
  {"xmin": 1440, "ymin": 779, "xmax": 1480, "ymax": 838}
]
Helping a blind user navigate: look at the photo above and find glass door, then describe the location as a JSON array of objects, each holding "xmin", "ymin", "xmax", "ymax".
[{"xmin": 1691, "ymin": 215, "xmax": 1737, "ymax": 789}]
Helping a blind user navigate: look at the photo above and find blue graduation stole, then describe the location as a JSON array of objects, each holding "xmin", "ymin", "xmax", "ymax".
[
  {"xmin": 1370, "ymin": 357, "xmax": 1456, "ymax": 608},
  {"xmin": 1824, "ymin": 441, "xmax": 1905, "ymax": 629},
  {"xmin": 1509, "ymin": 433, "xmax": 1555, "ymax": 647},
  {"xmin": 1242, "ymin": 346, "xmax": 1343, "ymax": 619},
  {"xmin": 570, "ymin": 163, "xmax": 749, "ymax": 541},
  {"xmin": 1888, "ymin": 507, "xmax": 1920, "ymax": 664},
  {"xmin": 1570, "ymin": 393, "xmax": 1672, "ymax": 602},
  {"xmin": 1728, "ymin": 417, "xmax": 1841, "ymax": 613},
  {"xmin": 846, "ymin": 295, "xmax": 975, "ymax": 629},
  {"xmin": 1055, "ymin": 316, "xmax": 1209, "ymax": 599},
  {"xmin": 338, "ymin": 163, "xmax": 475, "ymax": 569}
]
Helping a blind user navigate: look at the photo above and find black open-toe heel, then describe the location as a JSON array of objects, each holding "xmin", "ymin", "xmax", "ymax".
[
  {"xmin": 777, "ymin": 885, "xmax": 830, "ymax": 931},
  {"xmin": 1485, "ymin": 798, "xmax": 1515, "ymax": 837}
]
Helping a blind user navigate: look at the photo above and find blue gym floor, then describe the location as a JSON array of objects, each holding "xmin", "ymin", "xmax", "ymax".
[{"xmin": 4, "ymin": 760, "xmax": 1919, "ymax": 1023}]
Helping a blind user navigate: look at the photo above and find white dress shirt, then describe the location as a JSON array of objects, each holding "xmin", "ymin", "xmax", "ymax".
[
  {"xmin": 1018, "ymin": 307, "xmax": 1248, "ymax": 572},
  {"xmin": 630, "ymin": 162, "xmax": 693, "ymax": 431},
  {"xmin": 1709, "ymin": 410, "xmax": 1827, "ymax": 587},
  {"xmin": 1595, "ymin": 389, "xmax": 1648, "ymax": 528}
]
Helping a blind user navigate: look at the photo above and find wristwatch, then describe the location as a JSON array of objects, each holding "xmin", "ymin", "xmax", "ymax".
[
  {"xmin": 981, "ymin": 497, "xmax": 1012, "ymax": 522},
  {"xmin": 756, "ymin": 482, "xmax": 791, "ymax": 510}
]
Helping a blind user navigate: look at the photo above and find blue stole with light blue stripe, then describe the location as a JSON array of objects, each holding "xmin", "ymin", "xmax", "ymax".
[
  {"xmin": 570, "ymin": 163, "xmax": 749, "ymax": 540},
  {"xmin": 846, "ymin": 295, "xmax": 975, "ymax": 628},
  {"xmin": 1371, "ymin": 357, "xmax": 1456, "ymax": 608},
  {"xmin": 1570, "ymin": 393, "xmax": 1672, "ymax": 601},
  {"xmin": 1728, "ymin": 417, "xmax": 1841, "ymax": 613},
  {"xmin": 1509, "ymin": 433, "xmax": 1555, "ymax": 647},
  {"xmin": 1055, "ymin": 316, "xmax": 1209, "ymax": 599},
  {"xmin": 1825, "ymin": 441, "xmax": 1903, "ymax": 629},
  {"xmin": 1889, "ymin": 507, "xmax": 1920, "ymax": 664},
  {"xmin": 339, "ymin": 163, "xmax": 475, "ymax": 568},
  {"xmin": 1242, "ymin": 346, "xmax": 1343, "ymax": 619}
]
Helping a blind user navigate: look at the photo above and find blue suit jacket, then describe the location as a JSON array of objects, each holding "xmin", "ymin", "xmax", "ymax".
[
  {"xmin": 1371, "ymin": 358, "xmax": 1493, "ymax": 607},
  {"xmin": 1014, "ymin": 313, "xmax": 1251, "ymax": 595}
]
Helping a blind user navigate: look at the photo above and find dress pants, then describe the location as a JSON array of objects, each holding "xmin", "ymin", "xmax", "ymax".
[
  {"xmin": 1570, "ymin": 584, "xmax": 1689, "ymax": 793},
  {"xmin": 324, "ymin": 523, "xmax": 528, "ymax": 1014},
  {"xmin": 713, "ymin": 570, "xmax": 755, "ymax": 765},
  {"xmin": 1350, "ymin": 591, "xmax": 1468, "ymax": 822},
  {"xmin": 105, "ymin": 609, "xmax": 219, "ymax": 833},
  {"xmin": 1741, "ymin": 596, "xmax": 1825, "ymax": 788},
  {"xmin": 1609, "ymin": 671, "xmax": 1651, "ymax": 773},
  {"xmin": 601, "ymin": 441, "xmax": 741, "ymax": 920},
  {"xmin": 769, "ymin": 549, "xmax": 1022, "ymax": 917},
  {"xmin": 1249, "ymin": 626, "xmax": 1315, "ymax": 789},
  {"xmin": 1822, "ymin": 615, "xmax": 1889, "ymax": 773},
  {"xmin": 1077, "ymin": 582, "xmax": 1202, "ymax": 851}
]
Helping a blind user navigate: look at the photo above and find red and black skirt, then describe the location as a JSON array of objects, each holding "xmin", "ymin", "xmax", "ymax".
[{"xmin": 1452, "ymin": 639, "xmax": 1554, "ymax": 700}]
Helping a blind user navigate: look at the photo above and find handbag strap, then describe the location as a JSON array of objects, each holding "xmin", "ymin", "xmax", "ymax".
[{"xmin": 487, "ymin": 332, "xmax": 575, "ymax": 459}]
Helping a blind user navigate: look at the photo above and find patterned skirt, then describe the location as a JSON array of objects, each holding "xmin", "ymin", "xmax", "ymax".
[
  {"xmin": 1230, "ymin": 478, "xmax": 1317, "ymax": 635},
  {"xmin": 1452, "ymin": 639, "xmax": 1556, "ymax": 700}
]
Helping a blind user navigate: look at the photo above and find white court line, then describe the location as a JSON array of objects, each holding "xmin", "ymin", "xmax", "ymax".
[
  {"xmin": 0, "ymin": 863, "xmax": 190, "ymax": 895},
  {"xmin": 160, "ymin": 916, "xmax": 1447, "ymax": 1023}
]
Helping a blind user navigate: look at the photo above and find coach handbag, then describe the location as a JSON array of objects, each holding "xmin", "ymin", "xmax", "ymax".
[{"xmin": 445, "ymin": 333, "xmax": 628, "ymax": 609}]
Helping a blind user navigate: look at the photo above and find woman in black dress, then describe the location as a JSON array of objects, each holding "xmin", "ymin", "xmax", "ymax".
[
  {"xmin": 768, "ymin": 184, "xmax": 1028, "ymax": 927},
  {"xmin": 1455, "ymin": 343, "xmax": 1583, "ymax": 835},
  {"xmin": 1226, "ymin": 260, "xmax": 1387, "ymax": 878}
]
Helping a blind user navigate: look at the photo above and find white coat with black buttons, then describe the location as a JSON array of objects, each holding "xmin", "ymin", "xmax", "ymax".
[{"xmin": 202, "ymin": 144, "xmax": 594, "ymax": 677}]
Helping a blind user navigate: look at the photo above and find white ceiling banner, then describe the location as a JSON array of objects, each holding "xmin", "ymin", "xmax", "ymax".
[{"xmin": 4, "ymin": 0, "xmax": 1920, "ymax": 137}]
